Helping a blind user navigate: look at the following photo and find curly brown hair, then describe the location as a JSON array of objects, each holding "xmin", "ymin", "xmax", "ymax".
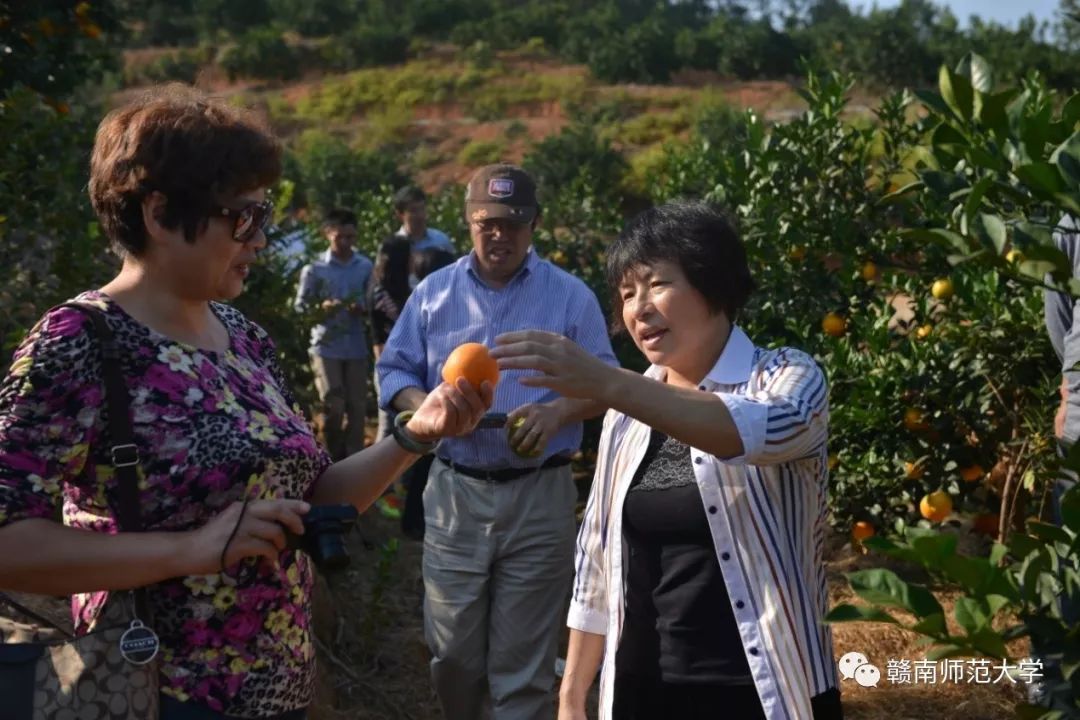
[{"xmin": 89, "ymin": 84, "xmax": 282, "ymax": 256}]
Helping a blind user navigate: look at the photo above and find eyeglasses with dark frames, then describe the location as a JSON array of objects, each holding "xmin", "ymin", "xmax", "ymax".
[{"xmin": 209, "ymin": 199, "xmax": 274, "ymax": 243}]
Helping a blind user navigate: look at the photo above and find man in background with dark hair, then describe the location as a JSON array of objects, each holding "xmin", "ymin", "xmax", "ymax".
[
  {"xmin": 294, "ymin": 208, "xmax": 373, "ymax": 460},
  {"xmin": 393, "ymin": 185, "xmax": 456, "ymax": 267}
]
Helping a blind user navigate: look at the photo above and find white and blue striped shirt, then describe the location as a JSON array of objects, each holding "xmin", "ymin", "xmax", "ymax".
[
  {"xmin": 376, "ymin": 249, "xmax": 618, "ymax": 469},
  {"xmin": 568, "ymin": 326, "xmax": 839, "ymax": 720}
]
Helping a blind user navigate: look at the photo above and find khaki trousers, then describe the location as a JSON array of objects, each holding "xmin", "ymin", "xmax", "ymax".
[
  {"xmin": 309, "ymin": 354, "xmax": 368, "ymax": 459},
  {"xmin": 423, "ymin": 458, "xmax": 577, "ymax": 720}
]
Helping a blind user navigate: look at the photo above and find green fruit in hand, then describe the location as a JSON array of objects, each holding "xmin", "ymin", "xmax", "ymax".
[{"xmin": 508, "ymin": 417, "xmax": 543, "ymax": 458}]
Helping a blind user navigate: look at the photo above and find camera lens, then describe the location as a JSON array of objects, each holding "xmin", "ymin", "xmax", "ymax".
[{"xmin": 313, "ymin": 532, "xmax": 350, "ymax": 572}]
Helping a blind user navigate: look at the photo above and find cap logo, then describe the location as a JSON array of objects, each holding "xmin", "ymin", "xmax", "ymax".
[{"xmin": 488, "ymin": 178, "xmax": 514, "ymax": 198}]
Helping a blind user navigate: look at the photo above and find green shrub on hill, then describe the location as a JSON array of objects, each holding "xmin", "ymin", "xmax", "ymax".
[
  {"xmin": 287, "ymin": 129, "xmax": 407, "ymax": 211},
  {"xmin": 219, "ymin": 27, "xmax": 301, "ymax": 82}
]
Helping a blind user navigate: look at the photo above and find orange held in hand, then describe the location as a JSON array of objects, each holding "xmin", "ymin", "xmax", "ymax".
[{"xmin": 442, "ymin": 343, "xmax": 500, "ymax": 391}]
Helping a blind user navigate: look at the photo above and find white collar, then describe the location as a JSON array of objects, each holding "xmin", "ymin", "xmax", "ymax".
[{"xmin": 643, "ymin": 325, "xmax": 755, "ymax": 388}]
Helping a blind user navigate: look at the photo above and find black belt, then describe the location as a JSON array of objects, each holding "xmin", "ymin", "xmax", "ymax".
[{"xmin": 437, "ymin": 455, "xmax": 572, "ymax": 482}]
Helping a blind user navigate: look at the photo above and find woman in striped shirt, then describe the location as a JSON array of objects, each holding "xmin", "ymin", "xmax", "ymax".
[{"xmin": 492, "ymin": 201, "xmax": 842, "ymax": 720}]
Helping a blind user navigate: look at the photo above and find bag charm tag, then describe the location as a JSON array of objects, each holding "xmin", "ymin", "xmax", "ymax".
[{"xmin": 119, "ymin": 619, "xmax": 159, "ymax": 665}]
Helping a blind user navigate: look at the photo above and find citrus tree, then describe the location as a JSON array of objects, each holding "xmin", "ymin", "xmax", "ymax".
[
  {"xmin": 644, "ymin": 63, "xmax": 1058, "ymax": 541},
  {"xmin": 823, "ymin": 56, "xmax": 1080, "ymax": 718}
]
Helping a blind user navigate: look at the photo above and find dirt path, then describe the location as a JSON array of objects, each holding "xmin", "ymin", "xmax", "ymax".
[
  {"xmin": 1, "ymin": 492, "xmax": 1029, "ymax": 719},
  {"xmin": 312, "ymin": 511, "xmax": 1028, "ymax": 720}
]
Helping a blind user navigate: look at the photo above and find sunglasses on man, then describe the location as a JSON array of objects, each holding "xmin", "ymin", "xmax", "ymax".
[{"xmin": 209, "ymin": 199, "xmax": 274, "ymax": 243}]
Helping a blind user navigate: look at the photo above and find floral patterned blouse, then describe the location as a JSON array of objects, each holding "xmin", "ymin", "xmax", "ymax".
[{"xmin": 0, "ymin": 291, "xmax": 331, "ymax": 717}]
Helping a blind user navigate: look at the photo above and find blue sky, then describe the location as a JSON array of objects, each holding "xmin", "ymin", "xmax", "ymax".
[{"xmin": 864, "ymin": 0, "xmax": 1062, "ymax": 27}]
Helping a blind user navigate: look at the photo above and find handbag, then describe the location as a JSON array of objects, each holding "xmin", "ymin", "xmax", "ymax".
[{"xmin": 0, "ymin": 302, "xmax": 159, "ymax": 719}]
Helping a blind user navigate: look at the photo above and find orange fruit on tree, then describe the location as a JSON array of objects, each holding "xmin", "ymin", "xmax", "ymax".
[
  {"xmin": 903, "ymin": 407, "xmax": 928, "ymax": 432},
  {"xmin": 919, "ymin": 490, "xmax": 953, "ymax": 523},
  {"xmin": 861, "ymin": 261, "xmax": 879, "ymax": 282},
  {"xmin": 828, "ymin": 453, "xmax": 839, "ymax": 471},
  {"xmin": 788, "ymin": 245, "xmax": 807, "ymax": 262},
  {"xmin": 851, "ymin": 521, "xmax": 875, "ymax": 542},
  {"xmin": 904, "ymin": 461, "xmax": 924, "ymax": 480},
  {"xmin": 822, "ymin": 313, "xmax": 847, "ymax": 337},
  {"xmin": 931, "ymin": 277, "xmax": 954, "ymax": 300},
  {"xmin": 915, "ymin": 324, "xmax": 932, "ymax": 340},
  {"xmin": 441, "ymin": 343, "xmax": 499, "ymax": 391},
  {"xmin": 960, "ymin": 465, "xmax": 984, "ymax": 483}
]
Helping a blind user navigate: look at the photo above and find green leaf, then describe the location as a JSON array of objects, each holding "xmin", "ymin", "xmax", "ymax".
[
  {"xmin": 824, "ymin": 604, "xmax": 901, "ymax": 625},
  {"xmin": 989, "ymin": 542, "xmax": 1009, "ymax": 567},
  {"xmin": 940, "ymin": 554, "xmax": 993, "ymax": 594},
  {"xmin": 962, "ymin": 176, "xmax": 994, "ymax": 228},
  {"xmin": 1013, "ymin": 221, "xmax": 1055, "ymax": 247},
  {"xmin": 1019, "ymin": 553, "xmax": 1048, "ymax": 604},
  {"xmin": 902, "ymin": 228, "xmax": 969, "ymax": 254},
  {"xmin": 1050, "ymin": 131, "xmax": 1080, "ymax": 188},
  {"xmin": 925, "ymin": 644, "xmax": 970, "ymax": 661},
  {"xmin": 971, "ymin": 213, "xmax": 1008, "ymax": 254},
  {"xmin": 911, "ymin": 532, "xmax": 959, "ymax": 567},
  {"xmin": 877, "ymin": 180, "xmax": 924, "ymax": 206},
  {"xmin": 911, "ymin": 613, "xmax": 947, "ymax": 636},
  {"xmin": 915, "ymin": 90, "xmax": 957, "ymax": 121},
  {"xmin": 940, "ymin": 65, "xmax": 973, "ymax": 122},
  {"xmin": 979, "ymin": 89, "xmax": 1020, "ymax": 137},
  {"xmin": 956, "ymin": 52, "xmax": 993, "ymax": 94},
  {"xmin": 1015, "ymin": 163, "xmax": 1066, "ymax": 195},
  {"xmin": 986, "ymin": 593, "xmax": 1012, "ymax": 617},
  {"xmin": 848, "ymin": 568, "xmax": 944, "ymax": 619},
  {"xmin": 932, "ymin": 122, "xmax": 968, "ymax": 149},
  {"xmin": 1062, "ymin": 93, "xmax": 1080, "ymax": 128},
  {"xmin": 967, "ymin": 145, "xmax": 1009, "ymax": 172},
  {"xmin": 1028, "ymin": 521, "xmax": 1072, "ymax": 545},
  {"xmin": 948, "ymin": 249, "xmax": 992, "ymax": 266},
  {"xmin": 969, "ymin": 627, "xmax": 1010, "ymax": 658},
  {"xmin": 954, "ymin": 597, "xmax": 989, "ymax": 635}
]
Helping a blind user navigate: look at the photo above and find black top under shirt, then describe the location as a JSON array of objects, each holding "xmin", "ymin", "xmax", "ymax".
[
  {"xmin": 368, "ymin": 282, "xmax": 404, "ymax": 345},
  {"xmin": 615, "ymin": 428, "xmax": 754, "ymax": 685}
]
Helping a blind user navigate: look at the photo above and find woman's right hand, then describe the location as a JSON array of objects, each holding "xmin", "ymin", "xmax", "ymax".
[
  {"xmin": 405, "ymin": 377, "xmax": 493, "ymax": 443},
  {"xmin": 185, "ymin": 499, "xmax": 310, "ymax": 575}
]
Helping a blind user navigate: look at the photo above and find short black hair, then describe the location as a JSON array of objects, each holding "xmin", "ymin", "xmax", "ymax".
[
  {"xmin": 605, "ymin": 200, "xmax": 754, "ymax": 334},
  {"xmin": 414, "ymin": 247, "xmax": 455, "ymax": 281},
  {"xmin": 372, "ymin": 235, "xmax": 412, "ymax": 308},
  {"xmin": 323, "ymin": 208, "xmax": 357, "ymax": 227},
  {"xmin": 393, "ymin": 186, "xmax": 426, "ymax": 213}
]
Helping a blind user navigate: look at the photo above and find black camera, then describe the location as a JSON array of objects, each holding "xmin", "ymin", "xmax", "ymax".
[{"xmin": 285, "ymin": 504, "xmax": 359, "ymax": 572}]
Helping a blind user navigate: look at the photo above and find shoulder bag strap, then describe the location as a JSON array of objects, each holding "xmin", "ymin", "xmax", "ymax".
[{"xmin": 55, "ymin": 302, "xmax": 151, "ymax": 624}]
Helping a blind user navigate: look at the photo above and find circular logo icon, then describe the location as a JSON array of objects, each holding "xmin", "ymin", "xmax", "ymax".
[{"xmin": 119, "ymin": 620, "xmax": 160, "ymax": 665}]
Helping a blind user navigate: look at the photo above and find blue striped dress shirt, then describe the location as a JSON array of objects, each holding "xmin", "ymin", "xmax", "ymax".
[
  {"xmin": 293, "ymin": 249, "xmax": 373, "ymax": 359},
  {"xmin": 376, "ymin": 249, "xmax": 618, "ymax": 469},
  {"xmin": 568, "ymin": 326, "xmax": 839, "ymax": 720}
]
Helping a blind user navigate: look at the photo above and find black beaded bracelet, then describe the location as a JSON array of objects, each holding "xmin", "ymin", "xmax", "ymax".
[{"xmin": 392, "ymin": 411, "xmax": 440, "ymax": 455}]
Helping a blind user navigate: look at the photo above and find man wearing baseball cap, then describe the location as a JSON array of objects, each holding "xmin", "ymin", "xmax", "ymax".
[{"xmin": 377, "ymin": 164, "xmax": 618, "ymax": 719}]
